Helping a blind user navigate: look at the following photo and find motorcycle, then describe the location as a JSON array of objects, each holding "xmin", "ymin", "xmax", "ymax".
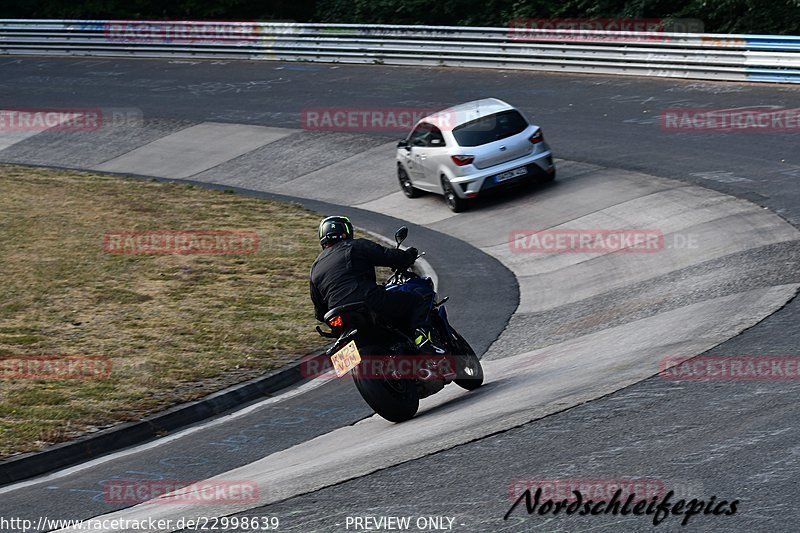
[{"xmin": 315, "ymin": 226, "xmax": 483, "ymax": 422}]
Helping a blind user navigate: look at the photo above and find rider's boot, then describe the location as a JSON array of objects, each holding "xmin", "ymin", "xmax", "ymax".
[{"xmin": 414, "ymin": 327, "xmax": 446, "ymax": 355}]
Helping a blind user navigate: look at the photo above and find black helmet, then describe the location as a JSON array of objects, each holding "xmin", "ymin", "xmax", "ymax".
[{"xmin": 318, "ymin": 216, "xmax": 354, "ymax": 248}]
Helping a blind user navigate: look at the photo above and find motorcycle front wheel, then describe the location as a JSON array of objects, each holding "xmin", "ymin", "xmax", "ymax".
[{"xmin": 450, "ymin": 329, "xmax": 484, "ymax": 391}]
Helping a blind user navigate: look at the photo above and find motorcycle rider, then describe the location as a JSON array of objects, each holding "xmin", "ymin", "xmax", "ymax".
[{"xmin": 310, "ymin": 216, "xmax": 444, "ymax": 354}]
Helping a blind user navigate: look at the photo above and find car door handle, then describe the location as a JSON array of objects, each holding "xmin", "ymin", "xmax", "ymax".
[{"xmin": 417, "ymin": 154, "xmax": 427, "ymax": 160}]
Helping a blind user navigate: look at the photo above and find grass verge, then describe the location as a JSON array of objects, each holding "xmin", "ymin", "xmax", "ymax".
[{"xmin": 0, "ymin": 164, "xmax": 329, "ymax": 459}]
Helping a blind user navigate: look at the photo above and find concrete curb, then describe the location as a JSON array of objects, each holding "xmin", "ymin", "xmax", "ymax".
[{"xmin": 0, "ymin": 351, "xmax": 326, "ymax": 486}]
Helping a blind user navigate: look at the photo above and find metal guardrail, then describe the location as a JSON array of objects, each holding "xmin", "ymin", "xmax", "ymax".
[{"xmin": 1, "ymin": 19, "xmax": 799, "ymax": 83}]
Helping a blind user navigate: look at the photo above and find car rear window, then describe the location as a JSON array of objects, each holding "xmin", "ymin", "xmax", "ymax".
[{"xmin": 452, "ymin": 110, "xmax": 529, "ymax": 147}]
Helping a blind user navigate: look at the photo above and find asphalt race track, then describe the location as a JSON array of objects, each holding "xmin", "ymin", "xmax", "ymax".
[{"xmin": 1, "ymin": 57, "xmax": 799, "ymax": 532}]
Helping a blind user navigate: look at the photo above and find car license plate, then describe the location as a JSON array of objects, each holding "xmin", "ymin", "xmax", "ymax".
[
  {"xmin": 331, "ymin": 340, "xmax": 361, "ymax": 377},
  {"xmin": 495, "ymin": 166, "xmax": 528, "ymax": 183}
]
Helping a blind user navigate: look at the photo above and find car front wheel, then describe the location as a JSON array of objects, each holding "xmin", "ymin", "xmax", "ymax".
[
  {"xmin": 398, "ymin": 167, "xmax": 422, "ymax": 198},
  {"xmin": 441, "ymin": 177, "xmax": 467, "ymax": 213}
]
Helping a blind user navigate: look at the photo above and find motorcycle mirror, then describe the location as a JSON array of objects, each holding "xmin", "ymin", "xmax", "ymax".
[{"xmin": 395, "ymin": 226, "xmax": 408, "ymax": 246}]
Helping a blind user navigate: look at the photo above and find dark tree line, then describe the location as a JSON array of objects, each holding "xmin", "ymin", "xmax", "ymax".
[{"xmin": 2, "ymin": 0, "xmax": 798, "ymax": 35}]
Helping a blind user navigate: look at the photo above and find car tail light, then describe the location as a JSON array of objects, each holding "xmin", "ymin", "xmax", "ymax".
[
  {"xmin": 451, "ymin": 155, "xmax": 475, "ymax": 166},
  {"xmin": 529, "ymin": 129, "xmax": 544, "ymax": 144},
  {"xmin": 328, "ymin": 315, "xmax": 344, "ymax": 328}
]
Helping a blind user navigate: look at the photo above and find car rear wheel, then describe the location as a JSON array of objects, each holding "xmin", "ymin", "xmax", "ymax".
[
  {"xmin": 398, "ymin": 167, "xmax": 422, "ymax": 198},
  {"xmin": 441, "ymin": 177, "xmax": 467, "ymax": 213}
]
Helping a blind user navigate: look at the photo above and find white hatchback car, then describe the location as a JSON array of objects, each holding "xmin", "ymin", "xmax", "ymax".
[{"xmin": 396, "ymin": 98, "xmax": 555, "ymax": 212}]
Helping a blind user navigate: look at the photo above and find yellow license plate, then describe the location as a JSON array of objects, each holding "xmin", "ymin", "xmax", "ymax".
[{"xmin": 331, "ymin": 340, "xmax": 361, "ymax": 377}]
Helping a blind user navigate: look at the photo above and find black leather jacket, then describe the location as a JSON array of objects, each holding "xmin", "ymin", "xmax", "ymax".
[{"xmin": 310, "ymin": 238, "xmax": 412, "ymax": 322}]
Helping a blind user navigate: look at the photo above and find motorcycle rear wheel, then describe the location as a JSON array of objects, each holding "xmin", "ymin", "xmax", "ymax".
[{"xmin": 351, "ymin": 345, "xmax": 420, "ymax": 422}]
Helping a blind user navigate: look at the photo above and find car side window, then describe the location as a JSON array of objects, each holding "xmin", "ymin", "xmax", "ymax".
[
  {"xmin": 409, "ymin": 124, "xmax": 430, "ymax": 147},
  {"xmin": 428, "ymin": 125, "xmax": 446, "ymax": 147},
  {"xmin": 409, "ymin": 123, "xmax": 446, "ymax": 148}
]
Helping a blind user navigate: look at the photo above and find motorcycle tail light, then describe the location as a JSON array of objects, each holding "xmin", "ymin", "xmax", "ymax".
[{"xmin": 328, "ymin": 315, "xmax": 344, "ymax": 328}]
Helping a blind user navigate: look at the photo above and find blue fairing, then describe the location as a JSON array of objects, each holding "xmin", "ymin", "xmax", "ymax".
[
  {"xmin": 387, "ymin": 276, "xmax": 435, "ymax": 313},
  {"xmin": 386, "ymin": 276, "xmax": 435, "ymax": 299},
  {"xmin": 438, "ymin": 304, "xmax": 453, "ymax": 337},
  {"xmin": 387, "ymin": 277, "xmax": 452, "ymax": 332}
]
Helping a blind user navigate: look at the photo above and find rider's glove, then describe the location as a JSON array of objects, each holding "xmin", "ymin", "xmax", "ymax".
[{"xmin": 404, "ymin": 247, "xmax": 419, "ymax": 265}]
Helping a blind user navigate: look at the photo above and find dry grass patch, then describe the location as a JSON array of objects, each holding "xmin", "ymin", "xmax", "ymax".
[{"xmin": 0, "ymin": 164, "xmax": 330, "ymax": 458}]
